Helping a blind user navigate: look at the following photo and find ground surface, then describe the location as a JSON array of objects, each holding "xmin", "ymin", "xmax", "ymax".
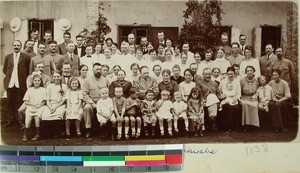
[{"xmin": 1, "ymin": 125, "xmax": 298, "ymax": 146}]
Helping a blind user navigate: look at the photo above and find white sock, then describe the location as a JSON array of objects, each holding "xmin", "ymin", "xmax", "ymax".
[
  {"xmin": 185, "ymin": 119, "xmax": 189, "ymax": 128},
  {"xmin": 137, "ymin": 128, "xmax": 141, "ymax": 133},
  {"xmin": 131, "ymin": 128, "xmax": 136, "ymax": 134},
  {"xmin": 117, "ymin": 127, "xmax": 122, "ymax": 135},
  {"xmin": 160, "ymin": 127, "xmax": 164, "ymax": 132},
  {"xmin": 168, "ymin": 127, "xmax": 172, "ymax": 132},
  {"xmin": 125, "ymin": 127, "xmax": 129, "ymax": 135},
  {"xmin": 174, "ymin": 122, "xmax": 178, "ymax": 129}
]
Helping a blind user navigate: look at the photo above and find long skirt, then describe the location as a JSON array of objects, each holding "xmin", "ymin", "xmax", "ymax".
[
  {"xmin": 222, "ymin": 103, "xmax": 241, "ymax": 129},
  {"xmin": 240, "ymin": 99, "xmax": 259, "ymax": 127},
  {"xmin": 268, "ymin": 99, "xmax": 293, "ymax": 129}
]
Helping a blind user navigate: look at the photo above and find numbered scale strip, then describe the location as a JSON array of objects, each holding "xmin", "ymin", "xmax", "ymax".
[{"xmin": 0, "ymin": 145, "xmax": 183, "ymax": 172}]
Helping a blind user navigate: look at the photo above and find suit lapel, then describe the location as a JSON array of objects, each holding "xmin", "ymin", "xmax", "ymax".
[{"xmin": 18, "ymin": 53, "xmax": 25, "ymax": 65}]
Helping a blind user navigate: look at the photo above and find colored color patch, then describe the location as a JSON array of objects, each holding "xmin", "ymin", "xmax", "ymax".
[
  {"xmin": 0, "ymin": 155, "xmax": 40, "ymax": 161},
  {"xmin": 165, "ymin": 154, "xmax": 182, "ymax": 164},
  {"xmin": 125, "ymin": 155, "xmax": 165, "ymax": 161},
  {"xmin": 126, "ymin": 160, "xmax": 166, "ymax": 166},
  {"xmin": 83, "ymin": 161, "xmax": 126, "ymax": 166},
  {"xmin": 82, "ymin": 156, "xmax": 124, "ymax": 161},
  {"xmin": 40, "ymin": 156, "xmax": 82, "ymax": 162}
]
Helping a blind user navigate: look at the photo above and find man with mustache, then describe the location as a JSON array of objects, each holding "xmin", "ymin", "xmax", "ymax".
[
  {"xmin": 29, "ymin": 42, "xmax": 56, "ymax": 77},
  {"xmin": 272, "ymin": 47, "xmax": 295, "ymax": 87},
  {"xmin": 48, "ymin": 41, "xmax": 64, "ymax": 72},
  {"xmin": 3, "ymin": 40, "xmax": 30, "ymax": 127},
  {"xmin": 22, "ymin": 39, "xmax": 36, "ymax": 59},
  {"xmin": 83, "ymin": 63, "xmax": 110, "ymax": 138}
]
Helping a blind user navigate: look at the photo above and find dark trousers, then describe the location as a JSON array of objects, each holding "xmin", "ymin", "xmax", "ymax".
[{"xmin": 6, "ymin": 87, "xmax": 26, "ymax": 124}]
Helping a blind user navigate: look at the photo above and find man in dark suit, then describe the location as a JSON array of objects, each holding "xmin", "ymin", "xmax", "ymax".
[
  {"xmin": 62, "ymin": 42, "xmax": 80, "ymax": 76},
  {"xmin": 74, "ymin": 35, "xmax": 86, "ymax": 58},
  {"xmin": 30, "ymin": 29, "xmax": 40, "ymax": 54},
  {"xmin": 2, "ymin": 40, "xmax": 30, "ymax": 127},
  {"xmin": 61, "ymin": 62, "xmax": 73, "ymax": 85},
  {"xmin": 58, "ymin": 31, "xmax": 71, "ymax": 55},
  {"xmin": 259, "ymin": 44, "xmax": 277, "ymax": 82}
]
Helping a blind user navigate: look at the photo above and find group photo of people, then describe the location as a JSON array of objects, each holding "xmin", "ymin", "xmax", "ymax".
[{"xmin": 2, "ymin": 28, "xmax": 297, "ymax": 144}]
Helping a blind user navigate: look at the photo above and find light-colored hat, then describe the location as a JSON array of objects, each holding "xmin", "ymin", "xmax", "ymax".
[
  {"xmin": 10, "ymin": 17, "xmax": 21, "ymax": 32},
  {"xmin": 58, "ymin": 18, "xmax": 71, "ymax": 31}
]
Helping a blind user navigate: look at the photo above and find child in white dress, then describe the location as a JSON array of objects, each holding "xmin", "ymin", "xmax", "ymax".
[
  {"xmin": 219, "ymin": 82, "xmax": 239, "ymax": 111},
  {"xmin": 65, "ymin": 77, "xmax": 83, "ymax": 138},
  {"xmin": 96, "ymin": 88, "xmax": 116, "ymax": 140},
  {"xmin": 22, "ymin": 74, "xmax": 46, "ymax": 142},
  {"xmin": 157, "ymin": 90, "xmax": 173, "ymax": 136},
  {"xmin": 257, "ymin": 75, "xmax": 273, "ymax": 112},
  {"xmin": 179, "ymin": 69, "xmax": 196, "ymax": 102},
  {"xmin": 171, "ymin": 92, "xmax": 189, "ymax": 133}
]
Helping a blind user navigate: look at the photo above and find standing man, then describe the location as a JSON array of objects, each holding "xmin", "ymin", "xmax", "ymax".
[
  {"xmin": 30, "ymin": 29, "xmax": 40, "ymax": 54},
  {"xmin": 81, "ymin": 45, "xmax": 96, "ymax": 75},
  {"xmin": 272, "ymin": 47, "xmax": 295, "ymax": 87},
  {"xmin": 22, "ymin": 39, "xmax": 36, "ymax": 59},
  {"xmin": 140, "ymin": 37, "xmax": 148, "ymax": 55},
  {"xmin": 58, "ymin": 32, "xmax": 71, "ymax": 55},
  {"xmin": 48, "ymin": 41, "xmax": 64, "ymax": 72},
  {"xmin": 259, "ymin": 44, "xmax": 277, "ymax": 82},
  {"xmin": 83, "ymin": 63, "xmax": 110, "ymax": 138},
  {"xmin": 127, "ymin": 33, "xmax": 136, "ymax": 46},
  {"xmin": 74, "ymin": 35, "xmax": 86, "ymax": 58},
  {"xmin": 3, "ymin": 40, "xmax": 30, "ymax": 127},
  {"xmin": 219, "ymin": 32, "xmax": 232, "ymax": 57},
  {"xmin": 30, "ymin": 42, "xmax": 56, "ymax": 77},
  {"xmin": 226, "ymin": 42, "xmax": 245, "ymax": 66},
  {"xmin": 44, "ymin": 31, "xmax": 58, "ymax": 55},
  {"xmin": 239, "ymin": 34, "xmax": 247, "ymax": 55},
  {"xmin": 157, "ymin": 32, "xmax": 165, "ymax": 46},
  {"xmin": 63, "ymin": 42, "xmax": 80, "ymax": 76}
]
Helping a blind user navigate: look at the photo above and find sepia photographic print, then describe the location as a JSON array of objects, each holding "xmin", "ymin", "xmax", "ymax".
[{"xmin": 0, "ymin": 0, "xmax": 298, "ymax": 146}]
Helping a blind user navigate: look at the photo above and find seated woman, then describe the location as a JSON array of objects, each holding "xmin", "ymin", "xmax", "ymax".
[
  {"xmin": 240, "ymin": 65, "xmax": 259, "ymax": 131},
  {"xmin": 158, "ymin": 69, "xmax": 179, "ymax": 100},
  {"xmin": 219, "ymin": 67, "xmax": 241, "ymax": 132},
  {"xmin": 268, "ymin": 69, "xmax": 293, "ymax": 133},
  {"xmin": 41, "ymin": 71, "xmax": 67, "ymax": 137}
]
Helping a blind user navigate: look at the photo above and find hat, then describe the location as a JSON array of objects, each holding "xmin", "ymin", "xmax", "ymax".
[
  {"xmin": 10, "ymin": 17, "xmax": 21, "ymax": 32},
  {"xmin": 58, "ymin": 18, "xmax": 71, "ymax": 31}
]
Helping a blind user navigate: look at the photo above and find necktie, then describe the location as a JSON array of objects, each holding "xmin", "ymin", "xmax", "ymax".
[
  {"xmin": 70, "ymin": 54, "xmax": 73, "ymax": 61},
  {"xmin": 267, "ymin": 55, "xmax": 269, "ymax": 60},
  {"xmin": 241, "ymin": 46, "xmax": 244, "ymax": 52},
  {"xmin": 87, "ymin": 56, "xmax": 91, "ymax": 58}
]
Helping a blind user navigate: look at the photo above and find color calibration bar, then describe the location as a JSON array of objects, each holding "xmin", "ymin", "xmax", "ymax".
[{"xmin": 0, "ymin": 145, "xmax": 183, "ymax": 172}]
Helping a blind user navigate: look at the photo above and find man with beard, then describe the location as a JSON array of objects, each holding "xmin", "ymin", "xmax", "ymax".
[
  {"xmin": 140, "ymin": 37, "xmax": 148, "ymax": 55},
  {"xmin": 219, "ymin": 32, "xmax": 232, "ymax": 57},
  {"xmin": 259, "ymin": 44, "xmax": 277, "ymax": 82},
  {"xmin": 189, "ymin": 63, "xmax": 202, "ymax": 84},
  {"xmin": 62, "ymin": 42, "xmax": 80, "ymax": 76},
  {"xmin": 48, "ymin": 41, "xmax": 64, "ymax": 72},
  {"xmin": 3, "ymin": 40, "xmax": 30, "ymax": 127},
  {"xmin": 30, "ymin": 42, "xmax": 56, "ymax": 77},
  {"xmin": 196, "ymin": 68, "xmax": 221, "ymax": 131},
  {"xmin": 83, "ymin": 63, "xmax": 110, "ymax": 138},
  {"xmin": 272, "ymin": 47, "xmax": 295, "ymax": 87},
  {"xmin": 22, "ymin": 39, "xmax": 36, "ymax": 59},
  {"xmin": 58, "ymin": 32, "xmax": 71, "ymax": 55}
]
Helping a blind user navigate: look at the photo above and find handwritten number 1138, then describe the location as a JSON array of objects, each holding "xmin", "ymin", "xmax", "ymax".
[{"xmin": 245, "ymin": 144, "xmax": 268, "ymax": 155}]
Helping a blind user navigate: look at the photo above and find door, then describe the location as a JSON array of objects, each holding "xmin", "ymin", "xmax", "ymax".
[{"xmin": 261, "ymin": 25, "xmax": 282, "ymax": 55}]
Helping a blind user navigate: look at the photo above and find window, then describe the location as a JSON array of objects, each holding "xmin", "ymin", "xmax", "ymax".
[
  {"xmin": 261, "ymin": 25, "xmax": 282, "ymax": 55},
  {"xmin": 28, "ymin": 19, "xmax": 54, "ymax": 42},
  {"xmin": 118, "ymin": 25, "xmax": 150, "ymax": 46}
]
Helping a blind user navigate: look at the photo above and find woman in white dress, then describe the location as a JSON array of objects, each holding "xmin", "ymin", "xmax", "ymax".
[{"xmin": 239, "ymin": 45, "xmax": 261, "ymax": 78}]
